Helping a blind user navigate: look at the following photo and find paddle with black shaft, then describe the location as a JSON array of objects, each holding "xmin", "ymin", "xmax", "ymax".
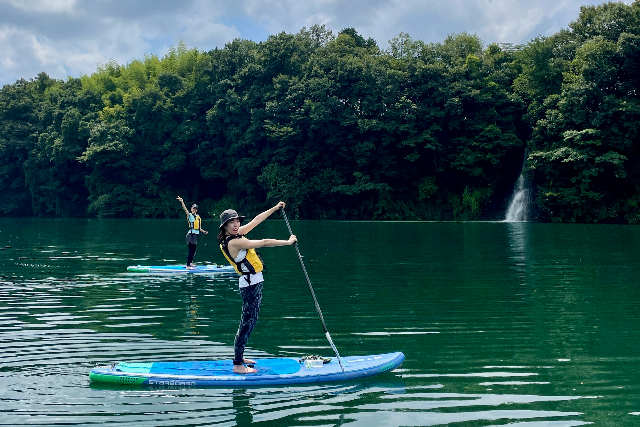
[
  {"xmin": 200, "ymin": 213, "xmax": 216, "ymax": 245},
  {"xmin": 281, "ymin": 208, "xmax": 345, "ymax": 373}
]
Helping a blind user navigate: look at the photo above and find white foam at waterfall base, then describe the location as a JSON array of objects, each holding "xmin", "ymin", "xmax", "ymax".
[{"xmin": 505, "ymin": 174, "xmax": 530, "ymax": 222}]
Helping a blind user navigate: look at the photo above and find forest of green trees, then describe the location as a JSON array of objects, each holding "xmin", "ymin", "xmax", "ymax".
[{"xmin": 1, "ymin": 2, "xmax": 640, "ymax": 223}]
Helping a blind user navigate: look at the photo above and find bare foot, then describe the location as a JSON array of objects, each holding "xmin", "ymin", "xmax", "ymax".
[
  {"xmin": 243, "ymin": 358, "xmax": 257, "ymax": 365},
  {"xmin": 233, "ymin": 365, "xmax": 257, "ymax": 374}
]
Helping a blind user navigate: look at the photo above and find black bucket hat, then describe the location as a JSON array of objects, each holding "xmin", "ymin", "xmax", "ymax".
[{"xmin": 219, "ymin": 209, "xmax": 245, "ymax": 229}]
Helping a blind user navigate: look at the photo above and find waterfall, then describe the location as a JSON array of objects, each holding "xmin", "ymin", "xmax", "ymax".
[{"xmin": 505, "ymin": 173, "xmax": 531, "ymax": 222}]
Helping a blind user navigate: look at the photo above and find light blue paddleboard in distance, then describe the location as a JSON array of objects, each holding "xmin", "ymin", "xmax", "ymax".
[
  {"xmin": 89, "ymin": 352, "xmax": 405, "ymax": 387},
  {"xmin": 126, "ymin": 264, "xmax": 234, "ymax": 274}
]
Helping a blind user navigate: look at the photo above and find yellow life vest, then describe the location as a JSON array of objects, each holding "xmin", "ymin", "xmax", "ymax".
[
  {"xmin": 189, "ymin": 214, "xmax": 201, "ymax": 231},
  {"xmin": 220, "ymin": 235, "xmax": 265, "ymax": 276}
]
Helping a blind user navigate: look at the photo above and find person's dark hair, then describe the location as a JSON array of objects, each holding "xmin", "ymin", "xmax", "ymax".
[{"xmin": 217, "ymin": 229, "xmax": 226, "ymax": 245}]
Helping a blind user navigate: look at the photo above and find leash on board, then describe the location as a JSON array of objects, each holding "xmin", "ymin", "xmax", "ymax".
[{"xmin": 281, "ymin": 208, "xmax": 345, "ymax": 373}]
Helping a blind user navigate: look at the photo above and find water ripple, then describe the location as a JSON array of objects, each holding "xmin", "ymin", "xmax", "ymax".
[{"xmin": 2, "ymin": 219, "xmax": 639, "ymax": 425}]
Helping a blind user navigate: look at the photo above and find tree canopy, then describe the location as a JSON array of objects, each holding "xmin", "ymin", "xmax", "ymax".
[{"xmin": 2, "ymin": 2, "xmax": 640, "ymax": 223}]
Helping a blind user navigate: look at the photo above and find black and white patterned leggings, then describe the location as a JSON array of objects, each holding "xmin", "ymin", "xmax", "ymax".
[{"xmin": 233, "ymin": 281, "xmax": 263, "ymax": 365}]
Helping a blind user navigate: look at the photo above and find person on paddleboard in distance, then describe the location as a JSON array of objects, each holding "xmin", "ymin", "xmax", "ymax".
[
  {"xmin": 177, "ymin": 196, "xmax": 208, "ymax": 269},
  {"xmin": 218, "ymin": 201, "xmax": 296, "ymax": 374}
]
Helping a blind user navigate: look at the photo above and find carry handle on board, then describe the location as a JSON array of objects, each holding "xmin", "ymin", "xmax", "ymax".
[{"xmin": 281, "ymin": 208, "xmax": 345, "ymax": 373}]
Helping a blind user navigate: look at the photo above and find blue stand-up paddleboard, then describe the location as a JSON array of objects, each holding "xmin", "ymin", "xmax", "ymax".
[
  {"xmin": 89, "ymin": 352, "xmax": 404, "ymax": 387},
  {"xmin": 126, "ymin": 264, "xmax": 235, "ymax": 274}
]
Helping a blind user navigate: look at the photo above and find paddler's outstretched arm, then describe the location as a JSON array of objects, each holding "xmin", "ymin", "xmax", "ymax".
[
  {"xmin": 176, "ymin": 196, "xmax": 189, "ymax": 217},
  {"xmin": 239, "ymin": 201, "xmax": 285, "ymax": 235},
  {"xmin": 230, "ymin": 235, "xmax": 297, "ymax": 251}
]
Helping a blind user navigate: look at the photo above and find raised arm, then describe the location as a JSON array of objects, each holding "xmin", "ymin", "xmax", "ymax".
[
  {"xmin": 239, "ymin": 201, "xmax": 285, "ymax": 235},
  {"xmin": 176, "ymin": 196, "xmax": 190, "ymax": 217}
]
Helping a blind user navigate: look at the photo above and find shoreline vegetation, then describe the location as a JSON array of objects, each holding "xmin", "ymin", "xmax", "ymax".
[{"xmin": 2, "ymin": 2, "xmax": 640, "ymax": 223}]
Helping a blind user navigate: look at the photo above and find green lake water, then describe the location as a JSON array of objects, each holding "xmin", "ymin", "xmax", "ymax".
[{"xmin": 1, "ymin": 218, "xmax": 640, "ymax": 426}]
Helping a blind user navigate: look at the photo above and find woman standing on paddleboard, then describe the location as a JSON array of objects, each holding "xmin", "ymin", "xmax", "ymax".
[
  {"xmin": 177, "ymin": 196, "xmax": 208, "ymax": 269},
  {"xmin": 218, "ymin": 201, "xmax": 296, "ymax": 374}
]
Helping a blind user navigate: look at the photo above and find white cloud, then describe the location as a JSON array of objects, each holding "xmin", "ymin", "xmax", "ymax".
[
  {"xmin": 4, "ymin": 0, "xmax": 76, "ymax": 14},
  {"xmin": 0, "ymin": 0, "xmax": 241, "ymax": 85},
  {"xmin": 169, "ymin": 3, "xmax": 241, "ymax": 49},
  {"xmin": 0, "ymin": 25, "xmax": 20, "ymax": 70}
]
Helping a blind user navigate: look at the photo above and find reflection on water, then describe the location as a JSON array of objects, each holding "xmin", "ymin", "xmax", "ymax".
[
  {"xmin": 507, "ymin": 221, "xmax": 529, "ymax": 283},
  {"xmin": 1, "ymin": 219, "xmax": 640, "ymax": 425}
]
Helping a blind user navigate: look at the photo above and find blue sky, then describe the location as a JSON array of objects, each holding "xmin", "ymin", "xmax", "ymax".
[{"xmin": 0, "ymin": 0, "xmax": 634, "ymax": 87}]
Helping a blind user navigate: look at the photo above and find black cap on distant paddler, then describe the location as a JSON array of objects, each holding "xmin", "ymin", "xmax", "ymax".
[{"xmin": 219, "ymin": 209, "xmax": 245, "ymax": 229}]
